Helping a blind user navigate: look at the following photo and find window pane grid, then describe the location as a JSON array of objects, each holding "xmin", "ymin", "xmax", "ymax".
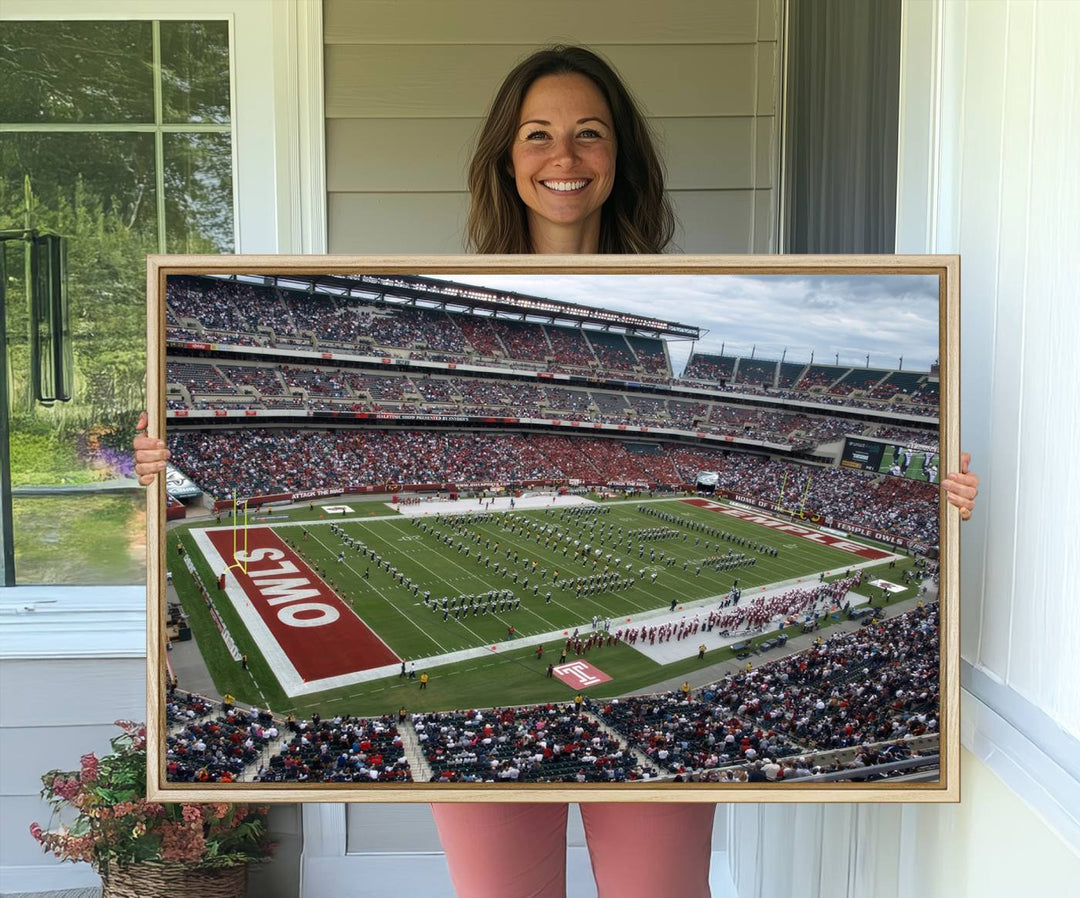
[
  {"xmin": 1, "ymin": 18, "xmax": 234, "ymax": 584},
  {"xmin": 0, "ymin": 19, "xmax": 234, "ymax": 254}
]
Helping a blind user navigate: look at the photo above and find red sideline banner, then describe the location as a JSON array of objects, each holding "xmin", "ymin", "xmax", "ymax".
[
  {"xmin": 213, "ymin": 487, "xmax": 346, "ymax": 512},
  {"xmin": 292, "ymin": 488, "xmax": 345, "ymax": 501},
  {"xmin": 838, "ymin": 522, "xmax": 913, "ymax": 549},
  {"xmin": 837, "ymin": 522, "xmax": 934, "ymax": 556},
  {"xmin": 682, "ymin": 499, "xmax": 892, "ymax": 561},
  {"xmin": 729, "ymin": 492, "xmax": 823, "ymax": 525},
  {"xmin": 212, "ymin": 479, "xmax": 584, "ymax": 511}
]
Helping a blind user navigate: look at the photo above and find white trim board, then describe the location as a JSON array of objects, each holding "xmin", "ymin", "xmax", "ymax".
[
  {"xmin": 961, "ymin": 678, "xmax": 1080, "ymax": 855},
  {"xmin": 0, "ymin": 587, "xmax": 145, "ymax": 660}
]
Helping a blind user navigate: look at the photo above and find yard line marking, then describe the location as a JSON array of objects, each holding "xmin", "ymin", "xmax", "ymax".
[
  {"xmin": 356, "ymin": 519, "xmax": 535, "ymax": 645},
  {"xmin": 306, "ymin": 528, "xmax": 451, "ymax": 654},
  {"xmin": 463, "ymin": 515, "xmax": 651, "ymax": 617}
]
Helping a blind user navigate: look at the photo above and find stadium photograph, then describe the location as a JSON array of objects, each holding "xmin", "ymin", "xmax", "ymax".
[{"xmin": 151, "ymin": 264, "xmax": 949, "ymax": 794}]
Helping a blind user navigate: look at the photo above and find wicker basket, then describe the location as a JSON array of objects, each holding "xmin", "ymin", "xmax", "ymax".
[{"xmin": 100, "ymin": 862, "xmax": 247, "ymax": 898}]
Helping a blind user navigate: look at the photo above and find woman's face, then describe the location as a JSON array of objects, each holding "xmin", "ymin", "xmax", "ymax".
[{"xmin": 509, "ymin": 73, "xmax": 616, "ymax": 252}]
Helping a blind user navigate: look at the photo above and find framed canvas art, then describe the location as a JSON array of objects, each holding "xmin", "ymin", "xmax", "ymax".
[{"xmin": 145, "ymin": 254, "xmax": 959, "ymax": 803}]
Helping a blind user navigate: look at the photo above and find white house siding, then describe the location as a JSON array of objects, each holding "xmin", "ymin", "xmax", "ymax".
[{"xmin": 323, "ymin": 0, "xmax": 781, "ymax": 253}]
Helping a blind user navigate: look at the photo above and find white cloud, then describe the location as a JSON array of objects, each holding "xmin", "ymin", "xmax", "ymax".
[{"xmin": 430, "ymin": 272, "xmax": 941, "ymax": 375}]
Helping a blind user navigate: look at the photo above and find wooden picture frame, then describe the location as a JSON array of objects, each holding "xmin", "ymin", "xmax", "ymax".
[{"xmin": 146, "ymin": 254, "xmax": 959, "ymax": 803}]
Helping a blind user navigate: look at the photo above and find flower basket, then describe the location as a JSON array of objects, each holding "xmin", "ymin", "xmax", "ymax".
[
  {"xmin": 31, "ymin": 721, "xmax": 273, "ymax": 889},
  {"xmin": 101, "ymin": 861, "xmax": 247, "ymax": 898}
]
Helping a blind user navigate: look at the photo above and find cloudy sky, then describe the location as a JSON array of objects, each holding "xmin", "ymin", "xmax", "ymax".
[{"xmin": 430, "ymin": 273, "xmax": 941, "ymax": 376}]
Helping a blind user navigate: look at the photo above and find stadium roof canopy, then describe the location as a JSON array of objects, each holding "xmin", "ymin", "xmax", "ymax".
[{"xmin": 212, "ymin": 272, "xmax": 702, "ymax": 340}]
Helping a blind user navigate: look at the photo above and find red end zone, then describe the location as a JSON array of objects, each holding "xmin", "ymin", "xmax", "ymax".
[
  {"xmin": 207, "ymin": 527, "xmax": 399, "ymax": 681},
  {"xmin": 681, "ymin": 499, "xmax": 892, "ymax": 561}
]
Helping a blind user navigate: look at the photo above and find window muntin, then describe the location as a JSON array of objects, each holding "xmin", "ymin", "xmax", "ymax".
[{"xmin": 1, "ymin": 19, "xmax": 233, "ymax": 584}]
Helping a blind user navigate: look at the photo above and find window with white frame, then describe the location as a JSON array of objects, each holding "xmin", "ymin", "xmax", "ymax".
[
  {"xmin": 0, "ymin": 19, "xmax": 234, "ymax": 585},
  {"xmin": 0, "ymin": 0, "xmax": 324, "ymax": 592}
]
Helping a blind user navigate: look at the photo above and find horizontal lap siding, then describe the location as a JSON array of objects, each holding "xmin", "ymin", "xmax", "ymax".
[
  {"xmin": 324, "ymin": 0, "xmax": 780, "ymax": 253},
  {"xmin": 670, "ymin": 189, "xmax": 758, "ymax": 253},
  {"xmin": 0, "ymin": 658, "xmax": 145, "ymax": 868},
  {"xmin": 325, "ymin": 45, "xmax": 759, "ymax": 118},
  {"xmin": 0, "ymin": 659, "xmax": 146, "ymax": 728},
  {"xmin": 329, "ymin": 186, "xmax": 765, "ymax": 254},
  {"xmin": 329, "ymin": 191, "xmax": 469, "ymax": 253},
  {"xmin": 327, "ymin": 117, "xmax": 771, "ymax": 192},
  {"xmin": 324, "ymin": 0, "xmax": 762, "ymax": 45},
  {"xmin": 0, "ymin": 723, "xmax": 130, "ymax": 795}
]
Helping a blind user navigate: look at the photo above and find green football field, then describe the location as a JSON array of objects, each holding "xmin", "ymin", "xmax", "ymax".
[
  {"xmin": 275, "ymin": 501, "xmax": 861, "ymax": 656},
  {"xmin": 170, "ymin": 496, "xmax": 918, "ymax": 717}
]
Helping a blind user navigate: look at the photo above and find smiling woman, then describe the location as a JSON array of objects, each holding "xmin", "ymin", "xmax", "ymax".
[
  {"xmin": 509, "ymin": 73, "xmax": 617, "ymax": 253},
  {"xmin": 466, "ymin": 45, "xmax": 674, "ymax": 255}
]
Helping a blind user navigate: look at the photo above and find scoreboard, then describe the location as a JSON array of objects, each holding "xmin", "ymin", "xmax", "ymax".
[
  {"xmin": 840, "ymin": 437, "xmax": 939, "ymax": 483},
  {"xmin": 840, "ymin": 437, "xmax": 884, "ymax": 472}
]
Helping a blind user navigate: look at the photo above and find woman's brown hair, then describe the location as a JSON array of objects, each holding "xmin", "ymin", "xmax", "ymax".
[{"xmin": 466, "ymin": 46, "xmax": 675, "ymax": 254}]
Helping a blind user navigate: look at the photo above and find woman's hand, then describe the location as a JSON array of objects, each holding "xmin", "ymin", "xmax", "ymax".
[
  {"xmin": 133, "ymin": 411, "xmax": 170, "ymax": 486},
  {"xmin": 941, "ymin": 451, "xmax": 979, "ymax": 521}
]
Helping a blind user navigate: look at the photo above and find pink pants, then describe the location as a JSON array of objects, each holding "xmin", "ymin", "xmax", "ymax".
[{"xmin": 431, "ymin": 802, "xmax": 715, "ymax": 898}]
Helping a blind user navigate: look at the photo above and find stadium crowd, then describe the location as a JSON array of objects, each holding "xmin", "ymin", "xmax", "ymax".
[
  {"xmin": 164, "ymin": 601, "xmax": 938, "ymax": 785},
  {"xmin": 166, "ymin": 276, "xmax": 669, "ymax": 377},
  {"xmin": 413, "ymin": 705, "xmax": 655, "ymax": 783},
  {"xmin": 167, "ymin": 428, "xmax": 938, "ymax": 543},
  {"xmin": 165, "ymin": 701, "xmax": 278, "ymax": 783},
  {"xmin": 681, "ymin": 354, "xmax": 736, "ymax": 383},
  {"xmin": 593, "ymin": 604, "xmax": 939, "ymax": 774},
  {"xmin": 167, "ymin": 359, "xmax": 885, "ymax": 445},
  {"xmin": 702, "ymin": 603, "xmax": 939, "ymax": 750},
  {"xmin": 166, "ymin": 276, "xmax": 940, "ymax": 427},
  {"xmin": 255, "ymin": 713, "xmax": 412, "ymax": 783}
]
